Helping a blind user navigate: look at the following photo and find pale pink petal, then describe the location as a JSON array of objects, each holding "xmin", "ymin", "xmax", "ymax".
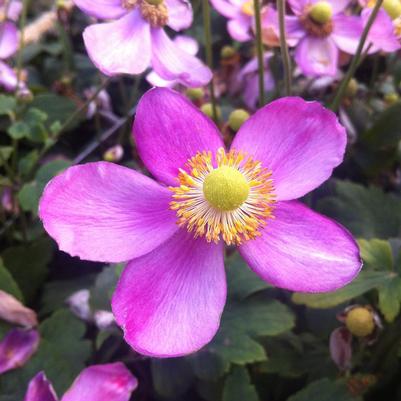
[
  {"xmin": 231, "ymin": 96, "xmax": 346, "ymax": 201},
  {"xmin": 151, "ymin": 28, "xmax": 212, "ymax": 88},
  {"xmin": 72, "ymin": 0, "xmax": 127, "ymax": 19},
  {"xmin": 83, "ymin": 9, "xmax": 151, "ymax": 76},
  {"xmin": 133, "ymin": 88, "xmax": 224, "ymax": 186},
  {"xmin": 0, "ymin": 22, "xmax": 18, "ymax": 59},
  {"xmin": 295, "ymin": 36, "xmax": 338, "ymax": 77},
  {"xmin": 0, "ymin": 290, "xmax": 37, "ymax": 328},
  {"xmin": 6, "ymin": 1, "xmax": 22, "ymax": 21},
  {"xmin": 326, "ymin": 0, "xmax": 352, "ymax": 14},
  {"xmin": 61, "ymin": 363, "xmax": 137, "ymax": 401},
  {"xmin": 112, "ymin": 230, "xmax": 226, "ymax": 357},
  {"xmin": 165, "ymin": 0, "xmax": 193, "ymax": 30},
  {"xmin": 146, "ymin": 70, "xmax": 176, "ymax": 87},
  {"xmin": 287, "ymin": 0, "xmax": 307, "ymax": 15},
  {"xmin": 330, "ymin": 327, "xmax": 352, "ymax": 371},
  {"xmin": 23, "ymin": 372, "xmax": 58, "ymax": 401},
  {"xmin": 39, "ymin": 162, "xmax": 178, "ymax": 263},
  {"xmin": 0, "ymin": 60, "xmax": 18, "ymax": 91},
  {"xmin": 332, "ymin": 14, "xmax": 364, "ymax": 55},
  {"xmin": 0, "ymin": 329, "xmax": 40, "ymax": 374},
  {"xmin": 209, "ymin": 0, "xmax": 240, "ymax": 19},
  {"xmin": 174, "ymin": 35, "xmax": 199, "ymax": 55},
  {"xmin": 228, "ymin": 15, "xmax": 253, "ymax": 41},
  {"xmin": 239, "ymin": 201, "xmax": 362, "ymax": 293}
]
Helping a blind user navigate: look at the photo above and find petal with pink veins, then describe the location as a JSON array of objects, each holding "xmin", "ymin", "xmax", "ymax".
[
  {"xmin": 112, "ymin": 230, "xmax": 226, "ymax": 357},
  {"xmin": 23, "ymin": 372, "xmax": 58, "ymax": 401},
  {"xmin": 231, "ymin": 96, "xmax": 346, "ymax": 201},
  {"xmin": 0, "ymin": 329, "xmax": 40, "ymax": 374},
  {"xmin": 165, "ymin": 0, "xmax": 193, "ymax": 30},
  {"xmin": 133, "ymin": 88, "xmax": 224, "ymax": 186},
  {"xmin": 83, "ymin": 9, "xmax": 151, "ymax": 76},
  {"xmin": 228, "ymin": 15, "xmax": 253, "ymax": 42},
  {"xmin": 239, "ymin": 201, "xmax": 362, "ymax": 293},
  {"xmin": 39, "ymin": 162, "xmax": 178, "ymax": 263},
  {"xmin": 72, "ymin": 0, "xmax": 127, "ymax": 19},
  {"xmin": 151, "ymin": 28, "xmax": 212, "ymax": 88},
  {"xmin": 61, "ymin": 363, "xmax": 137, "ymax": 401}
]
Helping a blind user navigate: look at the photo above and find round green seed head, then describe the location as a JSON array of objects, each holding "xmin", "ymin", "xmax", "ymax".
[
  {"xmin": 186, "ymin": 87, "xmax": 204, "ymax": 101},
  {"xmin": 383, "ymin": 0, "xmax": 401, "ymax": 19},
  {"xmin": 201, "ymin": 103, "xmax": 222, "ymax": 121},
  {"xmin": 309, "ymin": 1, "xmax": 333, "ymax": 24},
  {"xmin": 228, "ymin": 109, "xmax": 250, "ymax": 132},
  {"xmin": 345, "ymin": 307, "xmax": 375, "ymax": 337},
  {"xmin": 220, "ymin": 45, "xmax": 236, "ymax": 59}
]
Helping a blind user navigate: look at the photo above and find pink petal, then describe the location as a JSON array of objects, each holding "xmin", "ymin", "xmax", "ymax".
[
  {"xmin": 209, "ymin": 0, "xmax": 240, "ymax": 19},
  {"xmin": 39, "ymin": 162, "xmax": 178, "ymax": 263},
  {"xmin": 133, "ymin": 88, "xmax": 224, "ymax": 186},
  {"xmin": 72, "ymin": 0, "xmax": 127, "ymax": 19},
  {"xmin": 83, "ymin": 9, "xmax": 151, "ymax": 76},
  {"xmin": 112, "ymin": 230, "xmax": 226, "ymax": 357},
  {"xmin": 61, "ymin": 363, "xmax": 137, "ymax": 401},
  {"xmin": 0, "ymin": 60, "xmax": 18, "ymax": 91},
  {"xmin": 23, "ymin": 372, "xmax": 58, "ymax": 401},
  {"xmin": 231, "ymin": 96, "xmax": 346, "ymax": 201},
  {"xmin": 329, "ymin": 327, "xmax": 352, "ymax": 371},
  {"xmin": 151, "ymin": 28, "xmax": 212, "ymax": 88},
  {"xmin": 165, "ymin": 0, "xmax": 193, "ymax": 31},
  {"xmin": 0, "ymin": 22, "xmax": 18, "ymax": 59},
  {"xmin": 287, "ymin": 0, "xmax": 307, "ymax": 15},
  {"xmin": 173, "ymin": 35, "xmax": 199, "ymax": 55},
  {"xmin": 363, "ymin": 9, "xmax": 401, "ymax": 53},
  {"xmin": 146, "ymin": 70, "xmax": 176, "ymax": 87},
  {"xmin": 6, "ymin": 1, "xmax": 22, "ymax": 21},
  {"xmin": 295, "ymin": 36, "xmax": 338, "ymax": 77},
  {"xmin": 0, "ymin": 329, "xmax": 40, "ymax": 374},
  {"xmin": 239, "ymin": 201, "xmax": 362, "ymax": 293},
  {"xmin": 331, "ymin": 15, "xmax": 364, "ymax": 55},
  {"xmin": 228, "ymin": 15, "xmax": 253, "ymax": 42},
  {"xmin": 0, "ymin": 290, "xmax": 37, "ymax": 328},
  {"xmin": 326, "ymin": 0, "xmax": 352, "ymax": 14}
]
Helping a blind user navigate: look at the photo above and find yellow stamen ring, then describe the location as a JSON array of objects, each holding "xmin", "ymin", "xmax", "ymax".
[{"xmin": 169, "ymin": 148, "xmax": 276, "ymax": 245}]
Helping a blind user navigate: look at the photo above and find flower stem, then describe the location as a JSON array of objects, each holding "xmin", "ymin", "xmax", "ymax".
[
  {"xmin": 202, "ymin": 0, "xmax": 218, "ymax": 122},
  {"xmin": 277, "ymin": 0, "xmax": 292, "ymax": 96},
  {"xmin": 331, "ymin": 0, "xmax": 383, "ymax": 112},
  {"xmin": 254, "ymin": 0, "xmax": 265, "ymax": 106}
]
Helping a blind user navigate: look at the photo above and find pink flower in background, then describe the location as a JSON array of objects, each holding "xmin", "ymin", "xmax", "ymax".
[
  {"xmin": 39, "ymin": 88, "xmax": 361, "ymax": 357},
  {"xmin": 209, "ymin": 0, "xmax": 255, "ymax": 41},
  {"xmin": 73, "ymin": 0, "xmax": 212, "ymax": 87},
  {"xmin": 263, "ymin": 0, "xmax": 363, "ymax": 77},
  {"xmin": 232, "ymin": 52, "xmax": 275, "ymax": 110},
  {"xmin": 23, "ymin": 363, "xmax": 137, "ymax": 401},
  {"xmin": 0, "ymin": 290, "xmax": 37, "ymax": 328},
  {"xmin": 0, "ymin": 329, "xmax": 40, "ymax": 374},
  {"xmin": 146, "ymin": 35, "xmax": 199, "ymax": 87}
]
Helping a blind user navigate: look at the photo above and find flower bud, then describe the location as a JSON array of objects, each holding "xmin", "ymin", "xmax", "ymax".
[
  {"xmin": 201, "ymin": 103, "xmax": 222, "ymax": 121},
  {"xmin": 220, "ymin": 45, "xmax": 236, "ymax": 60},
  {"xmin": 384, "ymin": 92, "xmax": 399, "ymax": 105},
  {"xmin": 103, "ymin": 145, "xmax": 124, "ymax": 162},
  {"xmin": 228, "ymin": 109, "xmax": 250, "ymax": 132},
  {"xmin": 345, "ymin": 306, "xmax": 375, "ymax": 337},
  {"xmin": 345, "ymin": 78, "xmax": 358, "ymax": 98},
  {"xmin": 186, "ymin": 87, "xmax": 204, "ymax": 101},
  {"xmin": 309, "ymin": 1, "xmax": 333, "ymax": 24}
]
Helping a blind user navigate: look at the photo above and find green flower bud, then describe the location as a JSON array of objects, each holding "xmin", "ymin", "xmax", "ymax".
[
  {"xmin": 220, "ymin": 46, "xmax": 236, "ymax": 59},
  {"xmin": 228, "ymin": 109, "xmax": 250, "ymax": 132},
  {"xmin": 186, "ymin": 87, "xmax": 204, "ymax": 101},
  {"xmin": 345, "ymin": 307, "xmax": 375, "ymax": 337},
  {"xmin": 345, "ymin": 78, "xmax": 358, "ymax": 98},
  {"xmin": 201, "ymin": 103, "xmax": 222, "ymax": 121}
]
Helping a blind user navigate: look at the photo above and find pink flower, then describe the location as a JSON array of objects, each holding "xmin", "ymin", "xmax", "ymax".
[
  {"xmin": 263, "ymin": 0, "xmax": 363, "ymax": 77},
  {"xmin": 0, "ymin": 329, "xmax": 40, "ymax": 374},
  {"xmin": 73, "ymin": 0, "xmax": 212, "ymax": 87},
  {"xmin": 39, "ymin": 88, "xmax": 362, "ymax": 357},
  {"xmin": 0, "ymin": 290, "xmax": 38, "ymax": 328},
  {"xmin": 23, "ymin": 363, "xmax": 137, "ymax": 401},
  {"xmin": 209, "ymin": 0, "xmax": 255, "ymax": 41}
]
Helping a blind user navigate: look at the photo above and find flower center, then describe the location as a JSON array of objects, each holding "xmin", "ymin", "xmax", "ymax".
[
  {"xmin": 308, "ymin": 1, "xmax": 333, "ymax": 24},
  {"xmin": 169, "ymin": 148, "xmax": 275, "ymax": 245},
  {"xmin": 122, "ymin": 0, "xmax": 168, "ymax": 27},
  {"xmin": 383, "ymin": 0, "xmax": 401, "ymax": 19},
  {"xmin": 241, "ymin": 0, "xmax": 254, "ymax": 16},
  {"xmin": 203, "ymin": 166, "xmax": 250, "ymax": 211}
]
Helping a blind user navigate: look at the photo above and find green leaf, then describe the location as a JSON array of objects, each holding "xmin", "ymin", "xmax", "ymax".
[
  {"xmin": 0, "ymin": 95, "xmax": 16, "ymax": 116},
  {"xmin": 223, "ymin": 366, "xmax": 259, "ymax": 401},
  {"xmin": 18, "ymin": 182, "xmax": 41, "ymax": 213},
  {"xmin": 358, "ymin": 238, "xmax": 393, "ymax": 270},
  {"xmin": 317, "ymin": 180, "xmax": 401, "ymax": 239},
  {"xmin": 209, "ymin": 300, "xmax": 295, "ymax": 366},
  {"xmin": 378, "ymin": 276, "xmax": 401, "ymax": 322},
  {"xmin": 2, "ymin": 238, "xmax": 53, "ymax": 302},
  {"xmin": 292, "ymin": 270, "xmax": 394, "ymax": 309},
  {"xmin": 0, "ymin": 147, "xmax": 13, "ymax": 166},
  {"xmin": 189, "ymin": 351, "xmax": 227, "ymax": 381},
  {"xmin": 0, "ymin": 258, "xmax": 23, "ymax": 301},
  {"xmin": 226, "ymin": 252, "xmax": 271, "ymax": 300},
  {"xmin": 287, "ymin": 379, "xmax": 357, "ymax": 401},
  {"xmin": 7, "ymin": 121, "xmax": 30, "ymax": 139}
]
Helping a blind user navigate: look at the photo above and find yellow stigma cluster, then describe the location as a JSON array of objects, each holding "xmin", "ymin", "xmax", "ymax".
[
  {"xmin": 383, "ymin": 0, "xmax": 401, "ymax": 19},
  {"xmin": 345, "ymin": 307, "xmax": 375, "ymax": 337},
  {"xmin": 122, "ymin": 0, "xmax": 168, "ymax": 27},
  {"xmin": 169, "ymin": 148, "xmax": 275, "ymax": 245},
  {"xmin": 309, "ymin": 1, "xmax": 333, "ymax": 24}
]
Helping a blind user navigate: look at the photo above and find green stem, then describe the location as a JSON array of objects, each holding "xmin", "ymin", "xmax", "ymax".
[
  {"xmin": 277, "ymin": 0, "xmax": 292, "ymax": 96},
  {"xmin": 331, "ymin": 0, "xmax": 383, "ymax": 111},
  {"xmin": 254, "ymin": 0, "xmax": 265, "ymax": 106},
  {"xmin": 202, "ymin": 0, "xmax": 218, "ymax": 121},
  {"xmin": 16, "ymin": 0, "xmax": 29, "ymax": 92}
]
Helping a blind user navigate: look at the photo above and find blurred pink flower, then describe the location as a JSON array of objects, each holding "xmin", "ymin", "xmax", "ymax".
[
  {"xmin": 329, "ymin": 326, "xmax": 352, "ymax": 371},
  {"xmin": 73, "ymin": 0, "xmax": 211, "ymax": 87},
  {"xmin": 0, "ymin": 329, "xmax": 40, "ymax": 374},
  {"xmin": 23, "ymin": 363, "xmax": 138, "ymax": 401},
  {"xmin": 0, "ymin": 290, "xmax": 38, "ymax": 328},
  {"xmin": 263, "ymin": 0, "xmax": 363, "ymax": 76},
  {"xmin": 39, "ymin": 88, "xmax": 361, "ymax": 357}
]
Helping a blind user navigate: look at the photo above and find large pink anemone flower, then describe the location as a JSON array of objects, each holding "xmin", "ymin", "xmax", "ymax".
[
  {"xmin": 39, "ymin": 88, "xmax": 362, "ymax": 357},
  {"xmin": 263, "ymin": 0, "xmax": 363, "ymax": 77},
  {"xmin": 73, "ymin": 0, "xmax": 212, "ymax": 87}
]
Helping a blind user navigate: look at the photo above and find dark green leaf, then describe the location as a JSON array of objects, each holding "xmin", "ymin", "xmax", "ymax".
[{"xmin": 223, "ymin": 366, "xmax": 259, "ymax": 401}]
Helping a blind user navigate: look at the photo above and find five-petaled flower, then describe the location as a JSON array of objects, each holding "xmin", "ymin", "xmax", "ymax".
[
  {"xmin": 73, "ymin": 0, "xmax": 212, "ymax": 87},
  {"xmin": 39, "ymin": 88, "xmax": 362, "ymax": 357}
]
